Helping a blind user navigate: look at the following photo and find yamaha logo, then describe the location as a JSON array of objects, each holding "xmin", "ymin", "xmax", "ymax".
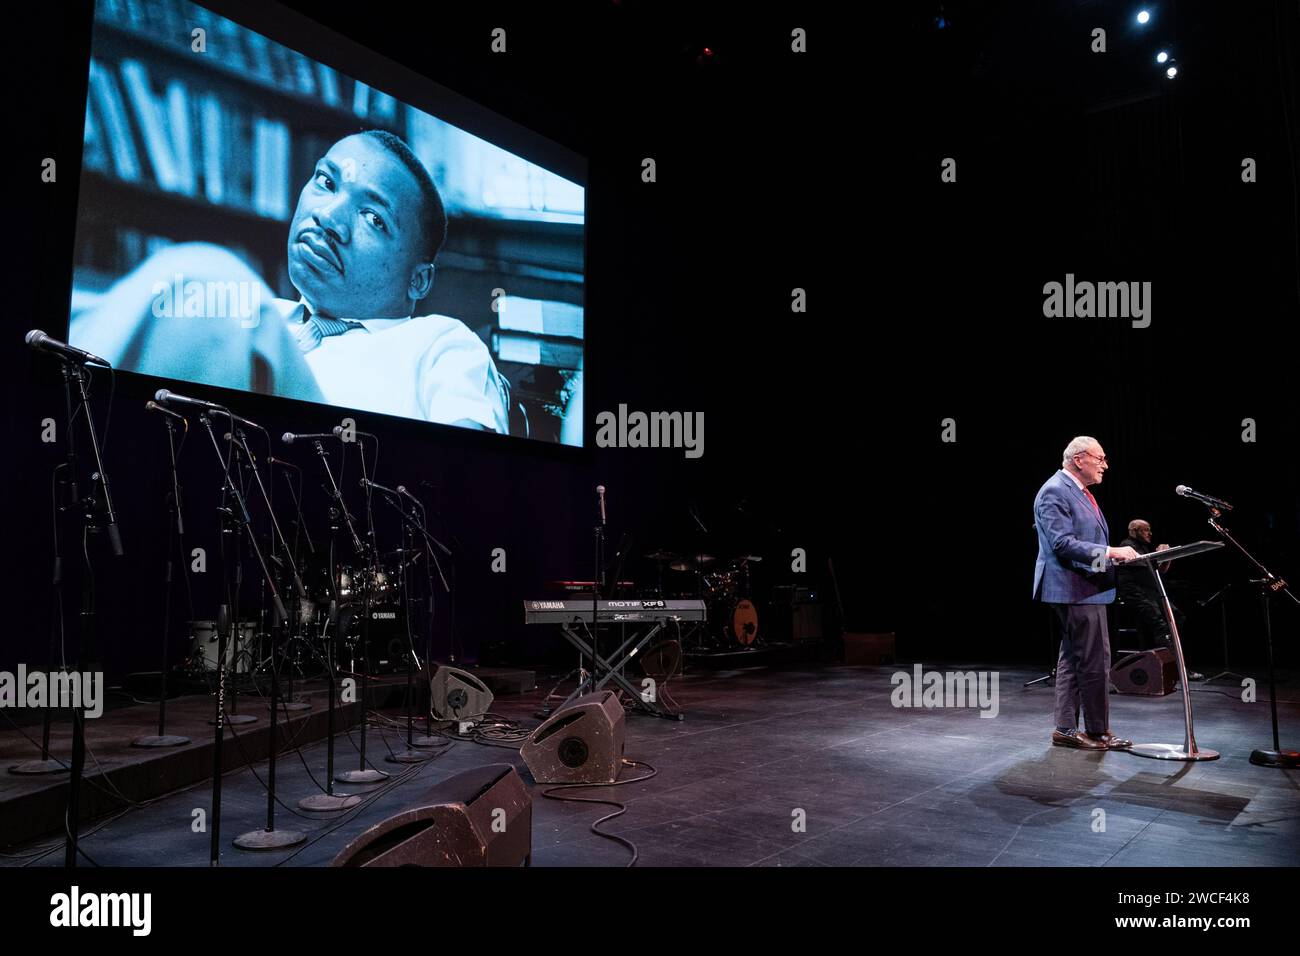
[{"xmin": 371, "ymin": 611, "xmax": 397, "ymax": 620}]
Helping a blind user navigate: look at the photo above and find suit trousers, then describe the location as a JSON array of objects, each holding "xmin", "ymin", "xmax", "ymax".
[{"xmin": 1049, "ymin": 603, "xmax": 1111, "ymax": 735}]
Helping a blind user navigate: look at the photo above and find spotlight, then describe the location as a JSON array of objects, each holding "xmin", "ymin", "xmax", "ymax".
[
  {"xmin": 1137, "ymin": 10, "xmax": 1151, "ymax": 25},
  {"xmin": 1166, "ymin": 65, "xmax": 1178, "ymax": 78},
  {"xmin": 1156, "ymin": 50, "xmax": 1169, "ymax": 63}
]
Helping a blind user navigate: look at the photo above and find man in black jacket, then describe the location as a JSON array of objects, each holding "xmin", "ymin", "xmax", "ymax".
[{"xmin": 1116, "ymin": 519, "xmax": 1204, "ymax": 681}]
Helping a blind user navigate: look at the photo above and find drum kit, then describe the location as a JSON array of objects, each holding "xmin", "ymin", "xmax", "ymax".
[
  {"xmin": 183, "ymin": 547, "xmax": 420, "ymax": 678},
  {"xmin": 644, "ymin": 549, "xmax": 763, "ymax": 648}
]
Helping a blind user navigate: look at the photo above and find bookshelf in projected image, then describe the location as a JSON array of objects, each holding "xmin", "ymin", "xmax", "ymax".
[
  {"xmin": 74, "ymin": 0, "xmax": 586, "ymax": 442},
  {"xmin": 78, "ymin": 0, "xmax": 407, "ymax": 292}
]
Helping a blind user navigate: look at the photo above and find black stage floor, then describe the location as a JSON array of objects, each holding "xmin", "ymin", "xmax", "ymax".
[{"xmin": 3, "ymin": 663, "xmax": 1297, "ymax": 867}]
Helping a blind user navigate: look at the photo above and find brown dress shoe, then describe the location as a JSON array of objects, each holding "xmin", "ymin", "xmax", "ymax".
[
  {"xmin": 1052, "ymin": 729, "xmax": 1107, "ymax": 750},
  {"xmin": 1098, "ymin": 731, "xmax": 1132, "ymax": 750}
]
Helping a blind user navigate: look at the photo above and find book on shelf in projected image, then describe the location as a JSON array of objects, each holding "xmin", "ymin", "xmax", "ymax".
[
  {"xmin": 497, "ymin": 296, "xmax": 584, "ymax": 339},
  {"xmin": 84, "ymin": 56, "xmax": 291, "ymax": 219},
  {"xmin": 96, "ymin": 0, "xmax": 396, "ymax": 116},
  {"xmin": 492, "ymin": 297, "xmax": 584, "ymax": 368},
  {"xmin": 492, "ymin": 331, "xmax": 583, "ymax": 370}
]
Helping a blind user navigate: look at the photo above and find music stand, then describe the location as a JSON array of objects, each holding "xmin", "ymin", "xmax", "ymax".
[{"xmin": 1122, "ymin": 541, "xmax": 1224, "ymax": 761}]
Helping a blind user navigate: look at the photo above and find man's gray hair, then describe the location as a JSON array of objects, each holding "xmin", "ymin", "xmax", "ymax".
[
  {"xmin": 1128, "ymin": 519, "xmax": 1149, "ymax": 536},
  {"xmin": 1062, "ymin": 435, "xmax": 1098, "ymax": 468}
]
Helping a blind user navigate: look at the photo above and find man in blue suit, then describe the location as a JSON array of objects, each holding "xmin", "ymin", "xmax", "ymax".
[{"xmin": 1033, "ymin": 436, "xmax": 1139, "ymax": 750}]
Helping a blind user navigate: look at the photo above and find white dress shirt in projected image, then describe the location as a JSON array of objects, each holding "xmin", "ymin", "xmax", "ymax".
[{"xmin": 278, "ymin": 297, "xmax": 509, "ymax": 432}]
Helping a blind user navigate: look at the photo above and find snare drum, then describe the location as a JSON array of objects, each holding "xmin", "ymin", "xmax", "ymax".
[{"xmin": 189, "ymin": 620, "xmax": 256, "ymax": 673}]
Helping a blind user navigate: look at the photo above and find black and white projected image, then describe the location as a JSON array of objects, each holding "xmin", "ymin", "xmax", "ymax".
[{"xmin": 67, "ymin": 0, "xmax": 585, "ymax": 444}]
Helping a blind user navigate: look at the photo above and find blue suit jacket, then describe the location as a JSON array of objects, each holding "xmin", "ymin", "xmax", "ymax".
[{"xmin": 1032, "ymin": 469, "xmax": 1116, "ymax": 605}]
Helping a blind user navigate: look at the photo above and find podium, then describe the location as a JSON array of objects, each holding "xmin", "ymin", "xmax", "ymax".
[{"xmin": 1121, "ymin": 541, "xmax": 1224, "ymax": 761}]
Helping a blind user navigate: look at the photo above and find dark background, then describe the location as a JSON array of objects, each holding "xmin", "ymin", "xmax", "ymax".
[{"xmin": 5, "ymin": 0, "xmax": 1299, "ymax": 679}]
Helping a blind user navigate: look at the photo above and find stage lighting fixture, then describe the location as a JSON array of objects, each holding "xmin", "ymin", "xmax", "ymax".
[
  {"xmin": 1156, "ymin": 50, "xmax": 1169, "ymax": 63},
  {"xmin": 1137, "ymin": 10, "xmax": 1151, "ymax": 25},
  {"xmin": 1166, "ymin": 65, "xmax": 1178, "ymax": 78}
]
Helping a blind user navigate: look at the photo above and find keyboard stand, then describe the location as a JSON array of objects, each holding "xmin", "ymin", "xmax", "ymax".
[{"xmin": 547, "ymin": 620, "xmax": 684, "ymax": 720}]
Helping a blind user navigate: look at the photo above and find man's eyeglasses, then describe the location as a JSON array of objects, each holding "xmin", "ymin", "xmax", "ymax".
[{"xmin": 1076, "ymin": 452, "xmax": 1108, "ymax": 465}]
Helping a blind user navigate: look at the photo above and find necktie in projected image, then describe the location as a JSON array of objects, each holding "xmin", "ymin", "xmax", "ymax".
[{"xmin": 291, "ymin": 302, "xmax": 362, "ymax": 353}]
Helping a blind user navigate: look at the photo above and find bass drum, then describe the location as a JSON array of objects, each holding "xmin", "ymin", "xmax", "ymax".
[
  {"xmin": 334, "ymin": 601, "xmax": 407, "ymax": 674},
  {"xmin": 728, "ymin": 599, "xmax": 759, "ymax": 646}
]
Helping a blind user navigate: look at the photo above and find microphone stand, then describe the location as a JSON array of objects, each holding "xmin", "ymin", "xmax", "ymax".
[
  {"xmin": 132, "ymin": 412, "xmax": 191, "ymax": 748},
  {"xmin": 226, "ymin": 429, "xmax": 306, "ymax": 850},
  {"xmin": 53, "ymin": 361, "xmax": 121, "ymax": 866},
  {"xmin": 382, "ymin": 492, "xmax": 431, "ymax": 763},
  {"xmin": 587, "ymin": 489, "xmax": 607, "ymax": 698},
  {"xmin": 11, "ymin": 408, "xmax": 77, "ymax": 777},
  {"xmin": 398, "ymin": 487, "xmax": 450, "ymax": 744},
  {"xmin": 197, "ymin": 412, "xmax": 287, "ymax": 864},
  {"xmin": 1198, "ymin": 581, "xmax": 1246, "ymax": 685},
  {"xmin": 14, "ymin": 357, "xmax": 116, "ymax": 868},
  {"xmin": 378, "ymin": 494, "xmax": 449, "ymax": 750},
  {"xmin": 319, "ymin": 441, "xmax": 386, "ymax": 785},
  {"xmin": 297, "ymin": 454, "xmax": 360, "ymax": 812},
  {"xmin": 215, "ymin": 433, "xmax": 257, "ymax": 728},
  {"xmin": 275, "ymin": 462, "xmax": 312, "ymax": 712},
  {"xmin": 1203, "ymin": 509, "xmax": 1299, "ymax": 769},
  {"xmin": 414, "ymin": 497, "xmax": 449, "ymax": 747}
]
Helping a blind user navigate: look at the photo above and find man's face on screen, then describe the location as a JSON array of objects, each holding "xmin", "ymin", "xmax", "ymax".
[{"xmin": 287, "ymin": 134, "xmax": 426, "ymax": 319}]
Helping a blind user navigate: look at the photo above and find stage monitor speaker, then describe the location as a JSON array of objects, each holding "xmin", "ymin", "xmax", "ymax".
[
  {"xmin": 1111, "ymin": 648, "xmax": 1178, "ymax": 696},
  {"xmin": 521, "ymin": 690, "xmax": 625, "ymax": 784},
  {"xmin": 431, "ymin": 665, "xmax": 494, "ymax": 720},
  {"xmin": 331, "ymin": 764, "xmax": 530, "ymax": 867}
]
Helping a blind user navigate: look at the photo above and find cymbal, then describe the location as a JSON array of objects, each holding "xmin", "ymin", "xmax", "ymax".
[
  {"xmin": 669, "ymin": 554, "xmax": 715, "ymax": 572},
  {"xmin": 643, "ymin": 549, "xmax": 679, "ymax": 562}
]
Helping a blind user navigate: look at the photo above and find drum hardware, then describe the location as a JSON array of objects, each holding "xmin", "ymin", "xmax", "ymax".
[
  {"xmin": 669, "ymin": 553, "xmax": 715, "ymax": 572},
  {"xmin": 188, "ymin": 619, "xmax": 257, "ymax": 674}
]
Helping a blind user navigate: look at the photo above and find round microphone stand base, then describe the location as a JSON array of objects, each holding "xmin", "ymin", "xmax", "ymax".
[
  {"xmin": 274, "ymin": 699, "xmax": 311, "ymax": 713},
  {"xmin": 1249, "ymin": 748, "xmax": 1300, "ymax": 769},
  {"xmin": 212, "ymin": 713, "xmax": 258, "ymax": 726},
  {"xmin": 234, "ymin": 827, "xmax": 307, "ymax": 850},
  {"xmin": 335, "ymin": 768, "xmax": 388, "ymax": 784},
  {"xmin": 131, "ymin": 734, "xmax": 190, "ymax": 748},
  {"xmin": 385, "ymin": 749, "xmax": 431, "ymax": 764},
  {"xmin": 1128, "ymin": 743, "xmax": 1220, "ymax": 761},
  {"xmin": 9, "ymin": 758, "xmax": 68, "ymax": 775},
  {"xmin": 299, "ymin": 792, "xmax": 362, "ymax": 811}
]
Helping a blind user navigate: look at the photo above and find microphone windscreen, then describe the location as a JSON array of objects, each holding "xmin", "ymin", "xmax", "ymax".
[
  {"xmin": 25, "ymin": 330, "xmax": 44, "ymax": 346},
  {"xmin": 281, "ymin": 432, "xmax": 294, "ymax": 444},
  {"xmin": 155, "ymin": 388, "xmax": 171, "ymax": 402}
]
